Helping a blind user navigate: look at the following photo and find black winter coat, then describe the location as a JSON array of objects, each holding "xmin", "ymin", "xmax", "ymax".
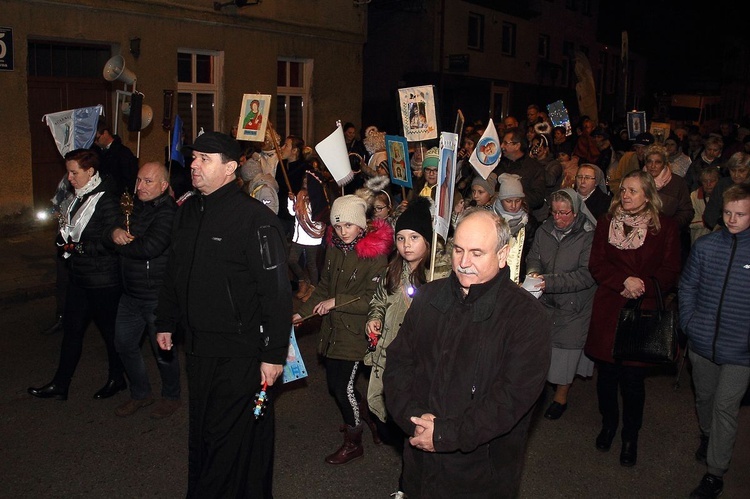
[
  {"xmin": 58, "ymin": 176, "xmax": 121, "ymax": 289},
  {"xmin": 104, "ymin": 191, "xmax": 177, "ymax": 301}
]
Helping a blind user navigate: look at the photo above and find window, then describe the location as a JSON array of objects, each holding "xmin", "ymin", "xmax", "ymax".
[
  {"xmin": 562, "ymin": 41, "xmax": 574, "ymax": 87},
  {"xmin": 538, "ymin": 34, "xmax": 550, "ymax": 60},
  {"xmin": 277, "ymin": 59, "xmax": 312, "ymax": 142},
  {"xmin": 177, "ymin": 50, "xmax": 223, "ymax": 144},
  {"xmin": 28, "ymin": 41, "xmax": 110, "ymax": 78},
  {"xmin": 501, "ymin": 22, "xmax": 516, "ymax": 57},
  {"xmin": 468, "ymin": 12, "xmax": 484, "ymax": 51}
]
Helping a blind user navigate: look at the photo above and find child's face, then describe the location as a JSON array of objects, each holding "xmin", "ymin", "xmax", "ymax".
[
  {"xmin": 471, "ymin": 185, "xmax": 492, "ymax": 206},
  {"xmin": 334, "ymin": 223, "xmax": 362, "ymax": 244},
  {"xmin": 396, "ymin": 229, "xmax": 428, "ymax": 264},
  {"xmin": 557, "ymin": 152, "xmax": 571, "ymax": 162}
]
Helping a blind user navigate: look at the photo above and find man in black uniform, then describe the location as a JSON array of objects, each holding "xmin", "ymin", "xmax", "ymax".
[{"xmin": 155, "ymin": 131, "xmax": 292, "ymax": 498}]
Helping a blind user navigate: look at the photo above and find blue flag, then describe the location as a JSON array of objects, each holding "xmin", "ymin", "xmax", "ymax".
[
  {"xmin": 170, "ymin": 115, "xmax": 185, "ymax": 167},
  {"xmin": 43, "ymin": 104, "xmax": 103, "ymax": 157}
]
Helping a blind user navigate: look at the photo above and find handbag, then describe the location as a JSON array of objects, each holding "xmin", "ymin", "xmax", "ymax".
[{"xmin": 612, "ymin": 278, "xmax": 678, "ymax": 364}]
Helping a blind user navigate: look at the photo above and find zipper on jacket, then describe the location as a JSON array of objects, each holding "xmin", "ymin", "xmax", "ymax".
[
  {"xmin": 712, "ymin": 233, "xmax": 737, "ymax": 361},
  {"xmin": 185, "ymin": 197, "xmax": 206, "ymax": 352},
  {"xmin": 225, "ymin": 277, "xmax": 243, "ymax": 332}
]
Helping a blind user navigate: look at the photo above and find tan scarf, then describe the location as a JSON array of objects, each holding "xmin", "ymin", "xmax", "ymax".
[{"xmin": 608, "ymin": 209, "xmax": 652, "ymax": 250}]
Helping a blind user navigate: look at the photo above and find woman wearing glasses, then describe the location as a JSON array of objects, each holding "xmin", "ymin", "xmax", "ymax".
[
  {"xmin": 526, "ymin": 188, "xmax": 598, "ymax": 421},
  {"xmin": 575, "ymin": 163, "xmax": 611, "ymax": 220}
]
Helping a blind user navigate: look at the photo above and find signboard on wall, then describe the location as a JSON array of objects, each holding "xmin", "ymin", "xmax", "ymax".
[{"xmin": 0, "ymin": 27, "xmax": 14, "ymax": 71}]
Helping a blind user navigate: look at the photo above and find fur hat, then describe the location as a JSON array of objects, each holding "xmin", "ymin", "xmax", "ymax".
[
  {"xmin": 497, "ymin": 173, "xmax": 525, "ymax": 200},
  {"xmin": 330, "ymin": 194, "xmax": 368, "ymax": 230},
  {"xmin": 423, "ymin": 147, "xmax": 440, "ymax": 170},
  {"xmin": 634, "ymin": 132, "xmax": 655, "ymax": 147},
  {"xmin": 363, "ymin": 127, "xmax": 386, "ymax": 155},
  {"xmin": 472, "ymin": 172, "xmax": 498, "ymax": 194},
  {"xmin": 395, "ymin": 196, "xmax": 433, "ymax": 243}
]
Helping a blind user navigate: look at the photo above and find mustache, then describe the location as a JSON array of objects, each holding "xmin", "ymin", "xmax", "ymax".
[{"xmin": 456, "ymin": 265, "xmax": 478, "ymax": 275}]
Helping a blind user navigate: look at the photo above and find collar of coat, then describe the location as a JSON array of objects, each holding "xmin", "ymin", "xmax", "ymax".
[
  {"xmin": 431, "ymin": 267, "xmax": 509, "ymax": 322},
  {"xmin": 325, "ymin": 217, "xmax": 394, "ymax": 259}
]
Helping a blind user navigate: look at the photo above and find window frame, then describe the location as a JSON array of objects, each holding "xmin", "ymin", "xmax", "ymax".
[{"xmin": 176, "ymin": 49, "xmax": 224, "ymax": 144}]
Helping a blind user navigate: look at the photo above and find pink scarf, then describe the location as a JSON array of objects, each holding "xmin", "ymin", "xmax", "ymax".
[
  {"xmin": 608, "ymin": 209, "xmax": 652, "ymax": 250},
  {"xmin": 648, "ymin": 165, "xmax": 673, "ymax": 191}
]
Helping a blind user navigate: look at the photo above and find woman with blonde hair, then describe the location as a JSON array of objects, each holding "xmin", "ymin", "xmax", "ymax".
[{"xmin": 584, "ymin": 170, "xmax": 681, "ymax": 467}]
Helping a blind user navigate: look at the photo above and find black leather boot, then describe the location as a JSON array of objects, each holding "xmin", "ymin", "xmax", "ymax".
[
  {"xmin": 93, "ymin": 379, "xmax": 127, "ymax": 399},
  {"xmin": 620, "ymin": 437, "xmax": 638, "ymax": 467}
]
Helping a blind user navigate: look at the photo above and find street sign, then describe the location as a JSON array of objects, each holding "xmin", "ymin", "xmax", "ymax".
[{"xmin": 0, "ymin": 27, "xmax": 14, "ymax": 71}]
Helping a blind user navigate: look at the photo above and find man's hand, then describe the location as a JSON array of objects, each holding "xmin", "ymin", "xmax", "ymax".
[
  {"xmin": 409, "ymin": 413, "xmax": 436, "ymax": 452},
  {"xmin": 260, "ymin": 362, "xmax": 283, "ymax": 386},
  {"xmin": 112, "ymin": 228, "xmax": 135, "ymax": 245},
  {"xmin": 156, "ymin": 332, "xmax": 173, "ymax": 350}
]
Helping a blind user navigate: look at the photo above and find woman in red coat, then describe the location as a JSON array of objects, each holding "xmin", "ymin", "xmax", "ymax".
[{"xmin": 584, "ymin": 170, "xmax": 681, "ymax": 467}]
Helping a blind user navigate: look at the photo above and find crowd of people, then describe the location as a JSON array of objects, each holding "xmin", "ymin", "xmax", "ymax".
[{"xmin": 25, "ymin": 106, "xmax": 750, "ymax": 498}]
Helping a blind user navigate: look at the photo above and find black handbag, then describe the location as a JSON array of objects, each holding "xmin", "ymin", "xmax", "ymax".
[{"xmin": 612, "ymin": 278, "xmax": 678, "ymax": 364}]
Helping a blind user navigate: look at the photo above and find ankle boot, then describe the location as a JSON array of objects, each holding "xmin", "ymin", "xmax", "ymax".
[
  {"xmin": 359, "ymin": 400, "xmax": 382, "ymax": 445},
  {"xmin": 28, "ymin": 381, "xmax": 69, "ymax": 400},
  {"xmin": 295, "ymin": 281, "xmax": 309, "ymax": 299},
  {"xmin": 325, "ymin": 424, "xmax": 364, "ymax": 464}
]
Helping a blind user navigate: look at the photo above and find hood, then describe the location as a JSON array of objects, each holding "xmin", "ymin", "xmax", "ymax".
[
  {"xmin": 251, "ymin": 173, "xmax": 279, "ymax": 192},
  {"xmin": 326, "ymin": 217, "xmax": 394, "ymax": 259}
]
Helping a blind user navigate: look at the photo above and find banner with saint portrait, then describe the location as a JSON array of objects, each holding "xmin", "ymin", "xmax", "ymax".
[
  {"xmin": 433, "ymin": 132, "xmax": 458, "ymax": 240},
  {"xmin": 468, "ymin": 118, "xmax": 501, "ymax": 180},
  {"xmin": 236, "ymin": 93, "xmax": 271, "ymax": 142},
  {"xmin": 397, "ymin": 85, "xmax": 438, "ymax": 142},
  {"xmin": 385, "ymin": 135, "xmax": 412, "ymax": 189}
]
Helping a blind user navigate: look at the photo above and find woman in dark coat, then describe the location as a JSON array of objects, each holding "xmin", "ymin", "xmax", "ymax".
[
  {"xmin": 526, "ymin": 188, "xmax": 597, "ymax": 420},
  {"xmin": 28, "ymin": 148, "xmax": 125, "ymax": 400},
  {"xmin": 584, "ymin": 170, "xmax": 681, "ymax": 467}
]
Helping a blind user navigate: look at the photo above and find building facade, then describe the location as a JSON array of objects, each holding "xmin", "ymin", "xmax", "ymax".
[{"xmin": 2, "ymin": 0, "xmax": 366, "ymax": 216}]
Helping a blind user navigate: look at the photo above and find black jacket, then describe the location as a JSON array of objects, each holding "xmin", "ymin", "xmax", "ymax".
[
  {"xmin": 104, "ymin": 191, "xmax": 177, "ymax": 301},
  {"xmin": 155, "ymin": 181, "xmax": 293, "ymax": 361},
  {"xmin": 95, "ymin": 136, "xmax": 138, "ymax": 195},
  {"xmin": 58, "ymin": 176, "xmax": 121, "ymax": 289}
]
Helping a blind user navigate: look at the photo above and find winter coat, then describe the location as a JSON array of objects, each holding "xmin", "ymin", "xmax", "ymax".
[
  {"xmin": 493, "ymin": 154, "xmax": 547, "ymax": 212},
  {"xmin": 154, "ymin": 181, "xmax": 292, "ymax": 360},
  {"xmin": 364, "ymin": 259, "xmax": 451, "ymax": 423},
  {"xmin": 58, "ymin": 175, "xmax": 120, "ymax": 289},
  {"xmin": 679, "ymin": 227, "xmax": 750, "ymax": 366},
  {"xmin": 383, "ymin": 269, "xmax": 551, "ymax": 498},
  {"xmin": 95, "ymin": 136, "xmax": 138, "ymax": 195},
  {"xmin": 104, "ymin": 191, "xmax": 176, "ymax": 301},
  {"xmin": 296, "ymin": 219, "xmax": 393, "ymax": 361},
  {"xmin": 584, "ymin": 214, "xmax": 681, "ymax": 366},
  {"xmin": 585, "ymin": 187, "xmax": 612, "ymax": 221},
  {"xmin": 657, "ymin": 175, "xmax": 694, "ymax": 230},
  {"xmin": 526, "ymin": 212, "xmax": 597, "ymax": 349},
  {"xmin": 246, "ymin": 173, "xmax": 279, "ymax": 215}
]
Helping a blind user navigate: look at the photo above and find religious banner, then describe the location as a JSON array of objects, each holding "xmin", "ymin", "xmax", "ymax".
[
  {"xmin": 433, "ymin": 132, "xmax": 458, "ymax": 240},
  {"xmin": 42, "ymin": 104, "xmax": 103, "ymax": 157},
  {"xmin": 385, "ymin": 135, "xmax": 412, "ymax": 188},
  {"xmin": 547, "ymin": 100, "xmax": 572, "ymax": 136},
  {"xmin": 398, "ymin": 85, "xmax": 438, "ymax": 142},
  {"xmin": 283, "ymin": 327, "xmax": 308, "ymax": 384},
  {"xmin": 236, "ymin": 93, "xmax": 271, "ymax": 142},
  {"xmin": 468, "ymin": 118, "xmax": 501, "ymax": 180}
]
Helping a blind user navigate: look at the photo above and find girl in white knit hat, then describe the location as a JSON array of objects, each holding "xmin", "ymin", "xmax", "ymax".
[{"xmin": 292, "ymin": 192, "xmax": 393, "ymax": 465}]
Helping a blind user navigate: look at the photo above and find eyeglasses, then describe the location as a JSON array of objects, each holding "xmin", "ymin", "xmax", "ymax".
[
  {"xmin": 550, "ymin": 209, "xmax": 573, "ymax": 217},
  {"xmin": 575, "ymin": 175, "xmax": 596, "ymax": 181},
  {"xmin": 502, "ymin": 141, "xmax": 519, "ymax": 145},
  {"xmin": 374, "ymin": 205, "xmax": 389, "ymax": 212}
]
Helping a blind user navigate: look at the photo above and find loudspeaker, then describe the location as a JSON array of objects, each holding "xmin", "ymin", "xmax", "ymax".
[{"xmin": 103, "ymin": 55, "xmax": 136, "ymax": 85}]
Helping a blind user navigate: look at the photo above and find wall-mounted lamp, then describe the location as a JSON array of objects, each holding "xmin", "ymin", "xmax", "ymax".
[
  {"xmin": 213, "ymin": 0, "xmax": 260, "ymax": 11},
  {"xmin": 130, "ymin": 38, "xmax": 141, "ymax": 59}
]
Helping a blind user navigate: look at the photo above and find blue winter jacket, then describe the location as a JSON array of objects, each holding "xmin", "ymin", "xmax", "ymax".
[{"xmin": 679, "ymin": 227, "xmax": 750, "ymax": 366}]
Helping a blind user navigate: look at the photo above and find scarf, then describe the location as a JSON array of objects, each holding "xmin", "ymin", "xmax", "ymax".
[
  {"xmin": 331, "ymin": 230, "xmax": 363, "ymax": 254},
  {"xmin": 59, "ymin": 172, "xmax": 105, "ymax": 258},
  {"xmin": 493, "ymin": 203, "xmax": 528, "ymax": 236},
  {"xmin": 648, "ymin": 165, "xmax": 672, "ymax": 191},
  {"xmin": 608, "ymin": 209, "xmax": 652, "ymax": 250}
]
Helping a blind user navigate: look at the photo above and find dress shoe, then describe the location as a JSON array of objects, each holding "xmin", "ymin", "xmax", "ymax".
[
  {"xmin": 93, "ymin": 379, "xmax": 127, "ymax": 399},
  {"xmin": 620, "ymin": 438, "xmax": 638, "ymax": 467},
  {"xmin": 40, "ymin": 315, "xmax": 64, "ymax": 335},
  {"xmin": 114, "ymin": 396, "xmax": 155, "ymax": 417},
  {"xmin": 544, "ymin": 401, "xmax": 568, "ymax": 420},
  {"xmin": 595, "ymin": 427, "xmax": 617, "ymax": 451},
  {"xmin": 28, "ymin": 382, "xmax": 68, "ymax": 400},
  {"xmin": 150, "ymin": 399, "xmax": 182, "ymax": 419}
]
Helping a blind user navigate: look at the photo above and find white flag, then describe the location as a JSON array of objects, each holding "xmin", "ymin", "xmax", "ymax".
[
  {"xmin": 469, "ymin": 118, "xmax": 501, "ymax": 179},
  {"xmin": 315, "ymin": 123, "xmax": 354, "ymax": 186},
  {"xmin": 43, "ymin": 104, "xmax": 104, "ymax": 157}
]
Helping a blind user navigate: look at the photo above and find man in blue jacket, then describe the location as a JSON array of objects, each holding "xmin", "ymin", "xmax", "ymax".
[{"xmin": 679, "ymin": 183, "xmax": 750, "ymax": 499}]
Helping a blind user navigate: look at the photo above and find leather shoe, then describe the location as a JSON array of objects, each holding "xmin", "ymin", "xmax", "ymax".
[
  {"xmin": 93, "ymin": 379, "xmax": 127, "ymax": 399},
  {"xmin": 620, "ymin": 439, "xmax": 638, "ymax": 467},
  {"xmin": 544, "ymin": 401, "xmax": 567, "ymax": 420},
  {"xmin": 595, "ymin": 427, "xmax": 617, "ymax": 452},
  {"xmin": 28, "ymin": 382, "xmax": 68, "ymax": 400}
]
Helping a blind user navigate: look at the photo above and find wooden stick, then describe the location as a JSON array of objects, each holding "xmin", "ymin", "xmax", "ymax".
[
  {"xmin": 267, "ymin": 122, "xmax": 294, "ymax": 195},
  {"xmin": 293, "ymin": 296, "xmax": 360, "ymax": 324}
]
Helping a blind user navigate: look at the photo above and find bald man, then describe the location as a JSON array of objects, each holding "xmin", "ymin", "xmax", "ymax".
[{"xmin": 105, "ymin": 161, "xmax": 182, "ymax": 419}]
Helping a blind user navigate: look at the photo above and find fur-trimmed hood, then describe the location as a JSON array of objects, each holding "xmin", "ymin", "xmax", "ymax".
[{"xmin": 326, "ymin": 217, "xmax": 394, "ymax": 259}]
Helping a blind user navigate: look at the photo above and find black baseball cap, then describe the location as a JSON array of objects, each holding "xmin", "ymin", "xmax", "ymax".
[
  {"xmin": 187, "ymin": 131, "xmax": 241, "ymax": 163},
  {"xmin": 634, "ymin": 132, "xmax": 655, "ymax": 147}
]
